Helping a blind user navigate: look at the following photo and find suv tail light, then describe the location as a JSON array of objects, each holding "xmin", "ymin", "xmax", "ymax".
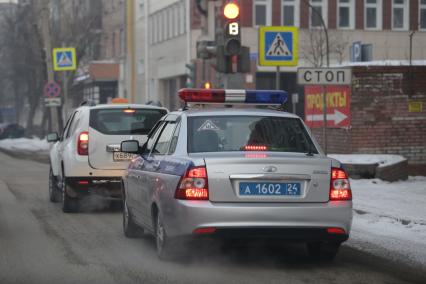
[
  {"xmin": 77, "ymin": 132, "xmax": 89, "ymax": 156},
  {"xmin": 330, "ymin": 168, "xmax": 352, "ymax": 201},
  {"xmin": 175, "ymin": 166, "xmax": 209, "ymax": 200}
]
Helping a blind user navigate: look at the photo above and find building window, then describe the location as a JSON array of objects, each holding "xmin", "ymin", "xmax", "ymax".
[
  {"xmin": 139, "ymin": 0, "xmax": 144, "ymax": 19},
  {"xmin": 164, "ymin": 10, "xmax": 168, "ymax": 40},
  {"xmin": 338, "ymin": 0, "xmax": 355, "ymax": 29},
  {"xmin": 392, "ymin": 0, "xmax": 409, "ymax": 30},
  {"xmin": 310, "ymin": 0, "xmax": 328, "ymax": 28},
  {"xmin": 148, "ymin": 16, "xmax": 155, "ymax": 44},
  {"xmin": 420, "ymin": 0, "xmax": 426, "ymax": 30},
  {"xmin": 173, "ymin": 4, "xmax": 179, "ymax": 37},
  {"xmin": 365, "ymin": 0, "xmax": 382, "ymax": 30},
  {"xmin": 179, "ymin": 2, "xmax": 185, "ymax": 35},
  {"xmin": 282, "ymin": 0, "xmax": 299, "ymax": 26},
  {"xmin": 253, "ymin": 0, "xmax": 271, "ymax": 26},
  {"xmin": 157, "ymin": 14, "xmax": 161, "ymax": 42}
]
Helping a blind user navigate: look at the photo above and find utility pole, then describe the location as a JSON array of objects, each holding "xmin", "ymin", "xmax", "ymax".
[
  {"xmin": 39, "ymin": 0, "xmax": 58, "ymax": 132},
  {"xmin": 302, "ymin": 0, "xmax": 329, "ymax": 154},
  {"xmin": 126, "ymin": 0, "xmax": 136, "ymax": 103},
  {"xmin": 409, "ymin": 30, "xmax": 415, "ymax": 97}
]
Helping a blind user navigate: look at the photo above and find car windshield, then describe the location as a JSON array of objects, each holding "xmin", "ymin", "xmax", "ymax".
[
  {"xmin": 187, "ymin": 115, "xmax": 318, "ymax": 154},
  {"xmin": 90, "ymin": 108, "xmax": 167, "ymax": 135}
]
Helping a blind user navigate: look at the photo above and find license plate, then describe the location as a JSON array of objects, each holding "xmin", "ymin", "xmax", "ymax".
[
  {"xmin": 239, "ymin": 182, "xmax": 301, "ymax": 196},
  {"xmin": 113, "ymin": 152, "xmax": 136, "ymax": 161}
]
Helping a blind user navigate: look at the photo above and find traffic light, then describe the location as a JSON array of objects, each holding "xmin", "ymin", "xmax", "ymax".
[
  {"xmin": 223, "ymin": 1, "xmax": 241, "ymax": 56},
  {"xmin": 185, "ymin": 63, "xmax": 196, "ymax": 88},
  {"xmin": 203, "ymin": 81, "xmax": 212, "ymax": 89}
]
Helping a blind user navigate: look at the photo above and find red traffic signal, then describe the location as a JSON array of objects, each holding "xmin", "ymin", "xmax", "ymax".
[
  {"xmin": 223, "ymin": 2, "xmax": 239, "ymax": 19},
  {"xmin": 203, "ymin": 81, "xmax": 212, "ymax": 89}
]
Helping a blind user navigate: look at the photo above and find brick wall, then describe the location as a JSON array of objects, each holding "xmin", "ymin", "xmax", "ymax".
[
  {"xmin": 312, "ymin": 66, "xmax": 426, "ymax": 175},
  {"xmin": 191, "ymin": 0, "xmax": 202, "ymax": 29},
  {"xmin": 355, "ymin": 0, "xmax": 364, "ymax": 29},
  {"xmin": 410, "ymin": 0, "xmax": 419, "ymax": 30},
  {"xmin": 383, "ymin": 0, "xmax": 392, "ymax": 30},
  {"xmin": 241, "ymin": 0, "xmax": 253, "ymax": 27},
  {"xmin": 328, "ymin": 0, "xmax": 337, "ymax": 29},
  {"xmin": 272, "ymin": 0, "xmax": 281, "ymax": 26}
]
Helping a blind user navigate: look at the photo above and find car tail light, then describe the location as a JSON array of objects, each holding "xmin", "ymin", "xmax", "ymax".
[
  {"xmin": 243, "ymin": 145, "xmax": 268, "ymax": 151},
  {"xmin": 330, "ymin": 168, "xmax": 352, "ymax": 201},
  {"xmin": 77, "ymin": 132, "xmax": 89, "ymax": 156},
  {"xmin": 123, "ymin": 108, "xmax": 136, "ymax": 114},
  {"xmin": 175, "ymin": 166, "xmax": 209, "ymax": 200},
  {"xmin": 193, "ymin": 227, "xmax": 216, "ymax": 234},
  {"xmin": 327, "ymin": 227, "xmax": 346, "ymax": 235}
]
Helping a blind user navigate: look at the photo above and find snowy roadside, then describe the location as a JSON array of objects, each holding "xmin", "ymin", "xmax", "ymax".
[
  {"xmin": 347, "ymin": 177, "xmax": 426, "ymax": 269},
  {"xmin": 0, "ymin": 138, "xmax": 50, "ymax": 164}
]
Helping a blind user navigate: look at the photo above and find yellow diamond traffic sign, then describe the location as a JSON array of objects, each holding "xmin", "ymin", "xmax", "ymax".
[
  {"xmin": 258, "ymin": 26, "xmax": 298, "ymax": 67},
  {"xmin": 53, "ymin": 47, "xmax": 77, "ymax": 71}
]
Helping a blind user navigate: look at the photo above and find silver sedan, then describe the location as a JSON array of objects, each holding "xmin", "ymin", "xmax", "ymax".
[{"xmin": 120, "ymin": 90, "xmax": 352, "ymax": 261}]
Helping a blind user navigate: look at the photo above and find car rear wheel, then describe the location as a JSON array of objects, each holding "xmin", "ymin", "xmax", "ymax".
[
  {"xmin": 49, "ymin": 167, "xmax": 62, "ymax": 203},
  {"xmin": 61, "ymin": 175, "xmax": 79, "ymax": 213},
  {"xmin": 155, "ymin": 212, "xmax": 178, "ymax": 260},
  {"xmin": 307, "ymin": 242, "xmax": 341, "ymax": 261},
  {"xmin": 123, "ymin": 198, "xmax": 143, "ymax": 238}
]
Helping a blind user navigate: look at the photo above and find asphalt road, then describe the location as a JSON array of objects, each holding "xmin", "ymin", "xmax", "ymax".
[{"xmin": 0, "ymin": 151, "xmax": 425, "ymax": 284}]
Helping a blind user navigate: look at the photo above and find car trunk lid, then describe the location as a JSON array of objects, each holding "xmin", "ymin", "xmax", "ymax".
[{"xmin": 199, "ymin": 153, "xmax": 331, "ymax": 203}]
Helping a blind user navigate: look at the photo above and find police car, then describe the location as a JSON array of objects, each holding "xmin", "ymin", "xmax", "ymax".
[
  {"xmin": 120, "ymin": 89, "xmax": 352, "ymax": 260},
  {"xmin": 47, "ymin": 101, "xmax": 167, "ymax": 212}
]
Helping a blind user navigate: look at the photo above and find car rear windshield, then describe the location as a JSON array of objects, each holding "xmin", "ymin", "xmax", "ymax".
[
  {"xmin": 90, "ymin": 108, "xmax": 167, "ymax": 135},
  {"xmin": 187, "ymin": 116, "xmax": 318, "ymax": 154}
]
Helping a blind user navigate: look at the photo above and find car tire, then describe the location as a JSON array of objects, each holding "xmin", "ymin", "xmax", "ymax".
[
  {"xmin": 49, "ymin": 167, "xmax": 62, "ymax": 203},
  {"xmin": 155, "ymin": 212, "xmax": 178, "ymax": 260},
  {"xmin": 61, "ymin": 175, "xmax": 79, "ymax": 213},
  {"xmin": 307, "ymin": 242, "xmax": 341, "ymax": 261},
  {"xmin": 123, "ymin": 198, "xmax": 143, "ymax": 238}
]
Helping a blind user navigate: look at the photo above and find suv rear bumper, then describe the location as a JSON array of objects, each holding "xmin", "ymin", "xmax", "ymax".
[{"xmin": 65, "ymin": 177, "xmax": 122, "ymax": 199}]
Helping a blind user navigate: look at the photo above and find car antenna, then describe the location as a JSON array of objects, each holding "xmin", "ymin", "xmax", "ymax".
[
  {"xmin": 182, "ymin": 101, "xmax": 189, "ymax": 111},
  {"xmin": 306, "ymin": 116, "xmax": 314, "ymax": 157}
]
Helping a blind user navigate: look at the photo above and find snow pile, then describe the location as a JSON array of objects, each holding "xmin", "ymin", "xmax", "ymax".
[
  {"xmin": 349, "ymin": 177, "xmax": 426, "ymax": 267},
  {"xmin": 334, "ymin": 60, "xmax": 426, "ymax": 67},
  {"xmin": 329, "ymin": 154, "xmax": 406, "ymax": 168},
  {"xmin": 0, "ymin": 138, "xmax": 50, "ymax": 153}
]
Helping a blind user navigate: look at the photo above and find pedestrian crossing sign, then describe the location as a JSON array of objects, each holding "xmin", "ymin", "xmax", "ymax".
[
  {"xmin": 53, "ymin": 47, "xmax": 77, "ymax": 71},
  {"xmin": 258, "ymin": 26, "xmax": 298, "ymax": 66}
]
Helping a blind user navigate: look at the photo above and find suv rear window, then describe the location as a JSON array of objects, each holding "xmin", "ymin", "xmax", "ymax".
[
  {"xmin": 90, "ymin": 108, "xmax": 167, "ymax": 135},
  {"xmin": 187, "ymin": 116, "xmax": 318, "ymax": 154}
]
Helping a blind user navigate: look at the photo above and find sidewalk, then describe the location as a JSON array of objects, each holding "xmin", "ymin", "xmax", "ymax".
[{"xmin": 348, "ymin": 177, "xmax": 426, "ymax": 268}]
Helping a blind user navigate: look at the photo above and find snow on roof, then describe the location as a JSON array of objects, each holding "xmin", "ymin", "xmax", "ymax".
[
  {"xmin": 333, "ymin": 60, "xmax": 426, "ymax": 67},
  {"xmin": 328, "ymin": 154, "xmax": 407, "ymax": 168}
]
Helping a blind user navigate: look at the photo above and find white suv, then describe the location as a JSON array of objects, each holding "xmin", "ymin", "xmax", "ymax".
[{"xmin": 47, "ymin": 103, "xmax": 168, "ymax": 212}]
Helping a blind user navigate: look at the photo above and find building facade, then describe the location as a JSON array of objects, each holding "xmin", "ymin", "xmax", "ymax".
[{"xmin": 131, "ymin": 0, "xmax": 426, "ymax": 111}]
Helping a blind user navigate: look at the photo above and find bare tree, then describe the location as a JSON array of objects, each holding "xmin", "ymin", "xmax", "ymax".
[
  {"xmin": 0, "ymin": 2, "xmax": 47, "ymax": 135},
  {"xmin": 302, "ymin": 30, "xmax": 350, "ymax": 67},
  {"xmin": 50, "ymin": 0, "xmax": 102, "ymax": 117}
]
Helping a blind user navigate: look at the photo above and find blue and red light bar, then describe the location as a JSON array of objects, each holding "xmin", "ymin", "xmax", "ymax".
[{"xmin": 178, "ymin": 88, "xmax": 287, "ymax": 105}]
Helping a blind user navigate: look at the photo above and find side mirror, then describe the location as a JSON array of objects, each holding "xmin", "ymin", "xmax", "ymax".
[
  {"xmin": 47, "ymin": 132, "xmax": 59, "ymax": 142},
  {"xmin": 121, "ymin": 140, "xmax": 140, "ymax": 153}
]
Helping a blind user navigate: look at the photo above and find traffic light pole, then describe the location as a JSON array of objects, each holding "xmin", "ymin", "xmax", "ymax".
[{"xmin": 275, "ymin": 66, "xmax": 280, "ymax": 90}]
